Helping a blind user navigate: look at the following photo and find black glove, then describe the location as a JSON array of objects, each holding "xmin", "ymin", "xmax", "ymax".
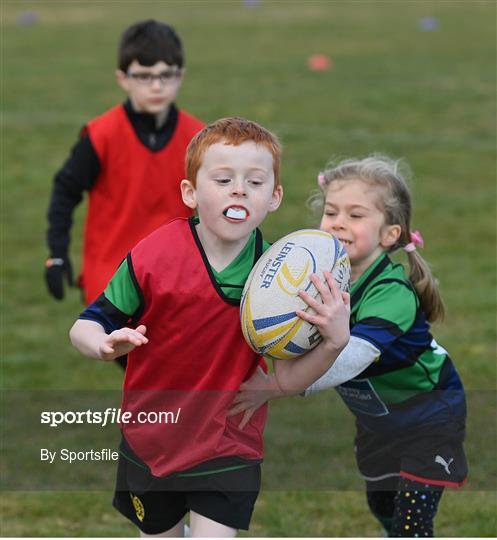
[{"xmin": 44, "ymin": 256, "xmax": 74, "ymax": 300}]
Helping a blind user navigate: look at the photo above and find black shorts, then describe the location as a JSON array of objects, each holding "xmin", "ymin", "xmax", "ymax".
[
  {"xmin": 355, "ymin": 420, "xmax": 468, "ymax": 491},
  {"xmin": 113, "ymin": 450, "xmax": 261, "ymax": 534}
]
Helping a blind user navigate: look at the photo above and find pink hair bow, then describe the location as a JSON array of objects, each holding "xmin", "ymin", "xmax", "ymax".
[
  {"xmin": 404, "ymin": 230, "xmax": 424, "ymax": 253},
  {"xmin": 317, "ymin": 173, "xmax": 327, "ymax": 188}
]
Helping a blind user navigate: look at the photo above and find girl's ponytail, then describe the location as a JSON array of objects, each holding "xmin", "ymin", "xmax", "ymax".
[{"xmin": 405, "ymin": 245, "xmax": 445, "ymax": 323}]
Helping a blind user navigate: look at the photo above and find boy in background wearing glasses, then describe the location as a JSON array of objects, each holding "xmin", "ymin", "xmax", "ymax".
[{"xmin": 45, "ymin": 20, "xmax": 204, "ymax": 350}]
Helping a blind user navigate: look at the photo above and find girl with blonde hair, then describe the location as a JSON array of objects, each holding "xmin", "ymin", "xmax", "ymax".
[{"xmin": 232, "ymin": 154, "xmax": 468, "ymax": 537}]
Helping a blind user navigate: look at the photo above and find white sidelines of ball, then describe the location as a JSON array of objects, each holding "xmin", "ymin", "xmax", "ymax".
[{"xmin": 240, "ymin": 229, "xmax": 350, "ymax": 360}]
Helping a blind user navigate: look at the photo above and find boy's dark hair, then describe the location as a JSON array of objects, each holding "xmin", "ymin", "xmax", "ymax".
[{"xmin": 118, "ymin": 20, "xmax": 184, "ymax": 72}]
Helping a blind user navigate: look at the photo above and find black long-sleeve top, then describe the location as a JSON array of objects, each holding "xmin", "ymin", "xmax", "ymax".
[{"xmin": 46, "ymin": 100, "xmax": 179, "ymax": 257}]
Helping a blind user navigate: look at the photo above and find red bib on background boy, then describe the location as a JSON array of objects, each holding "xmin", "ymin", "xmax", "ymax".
[
  {"xmin": 81, "ymin": 105, "xmax": 204, "ymax": 304},
  {"xmin": 121, "ymin": 218, "xmax": 268, "ymax": 477}
]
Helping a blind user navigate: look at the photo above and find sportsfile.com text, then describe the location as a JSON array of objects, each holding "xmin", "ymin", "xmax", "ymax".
[{"xmin": 40, "ymin": 407, "xmax": 181, "ymax": 428}]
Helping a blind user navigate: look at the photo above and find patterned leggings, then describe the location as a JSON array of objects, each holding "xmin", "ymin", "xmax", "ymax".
[{"xmin": 366, "ymin": 477, "xmax": 444, "ymax": 537}]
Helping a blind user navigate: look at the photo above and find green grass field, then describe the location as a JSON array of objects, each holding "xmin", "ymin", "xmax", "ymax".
[{"xmin": 1, "ymin": 0, "xmax": 496, "ymax": 536}]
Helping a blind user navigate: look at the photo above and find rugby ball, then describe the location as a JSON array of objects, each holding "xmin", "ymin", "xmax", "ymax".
[{"xmin": 240, "ymin": 229, "xmax": 350, "ymax": 360}]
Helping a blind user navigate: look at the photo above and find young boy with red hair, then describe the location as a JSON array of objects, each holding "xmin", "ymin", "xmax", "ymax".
[{"xmin": 69, "ymin": 117, "xmax": 350, "ymax": 537}]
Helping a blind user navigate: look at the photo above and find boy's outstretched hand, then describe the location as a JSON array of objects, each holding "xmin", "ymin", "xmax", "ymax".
[{"xmin": 99, "ymin": 324, "xmax": 148, "ymax": 361}]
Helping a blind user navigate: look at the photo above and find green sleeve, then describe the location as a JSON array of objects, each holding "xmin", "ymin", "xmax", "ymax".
[
  {"xmin": 104, "ymin": 257, "xmax": 140, "ymax": 317},
  {"xmin": 356, "ymin": 280, "xmax": 418, "ymax": 334}
]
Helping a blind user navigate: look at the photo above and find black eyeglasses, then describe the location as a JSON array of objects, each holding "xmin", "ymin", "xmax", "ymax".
[{"xmin": 127, "ymin": 70, "xmax": 182, "ymax": 85}]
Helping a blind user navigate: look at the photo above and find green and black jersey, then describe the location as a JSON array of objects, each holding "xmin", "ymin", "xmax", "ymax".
[{"xmin": 337, "ymin": 253, "xmax": 465, "ymax": 431}]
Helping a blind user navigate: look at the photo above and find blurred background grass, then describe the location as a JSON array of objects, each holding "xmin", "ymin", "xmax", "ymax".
[{"xmin": 1, "ymin": 0, "xmax": 496, "ymax": 536}]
